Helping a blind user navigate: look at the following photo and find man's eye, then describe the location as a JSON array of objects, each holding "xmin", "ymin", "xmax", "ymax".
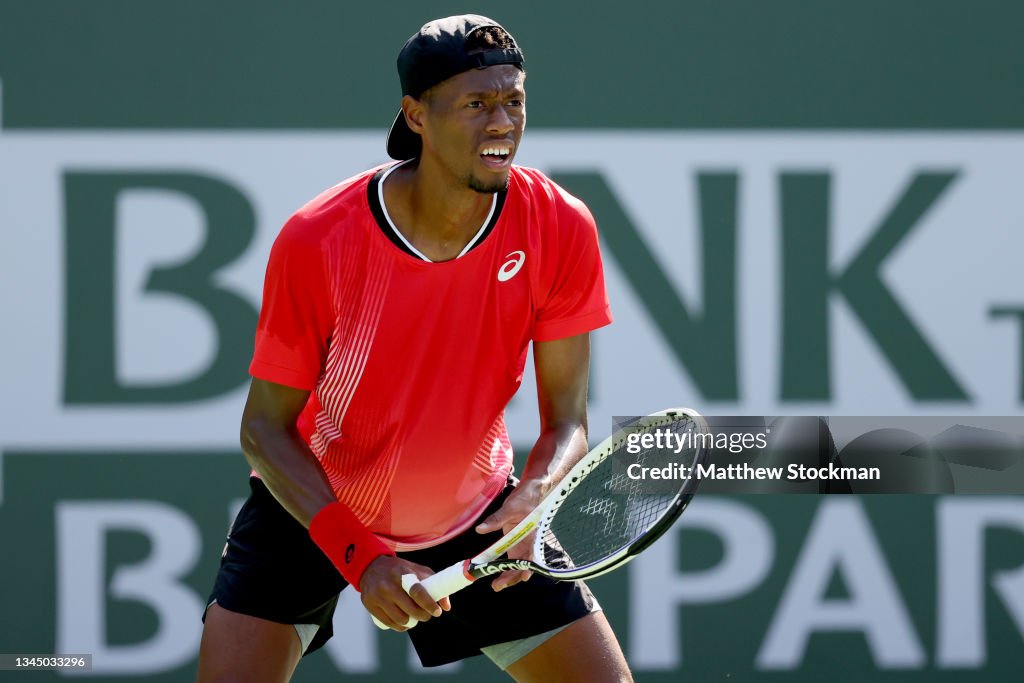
[
  {"xmin": 507, "ymin": 100, "xmax": 523, "ymax": 107},
  {"xmin": 467, "ymin": 101, "xmax": 485, "ymax": 109}
]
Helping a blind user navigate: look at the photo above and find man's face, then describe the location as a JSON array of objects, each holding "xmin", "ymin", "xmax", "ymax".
[{"xmin": 415, "ymin": 64, "xmax": 526, "ymax": 193}]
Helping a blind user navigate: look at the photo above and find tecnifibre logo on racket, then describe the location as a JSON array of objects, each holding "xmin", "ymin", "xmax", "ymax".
[
  {"xmin": 476, "ymin": 560, "xmax": 533, "ymax": 577},
  {"xmin": 497, "ymin": 250, "xmax": 526, "ymax": 281}
]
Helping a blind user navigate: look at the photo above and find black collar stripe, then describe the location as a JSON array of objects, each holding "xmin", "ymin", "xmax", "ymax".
[{"xmin": 367, "ymin": 163, "xmax": 507, "ymax": 260}]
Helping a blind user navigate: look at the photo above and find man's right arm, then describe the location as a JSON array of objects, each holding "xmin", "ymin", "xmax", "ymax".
[
  {"xmin": 239, "ymin": 377, "xmax": 448, "ymax": 627},
  {"xmin": 240, "ymin": 378, "xmax": 336, "ymax": 525}
]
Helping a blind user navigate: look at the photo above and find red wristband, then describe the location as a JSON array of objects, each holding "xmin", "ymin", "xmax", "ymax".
[{"xmin": 309, "ymin": 502, "xmax": 393, "ymax": 591}]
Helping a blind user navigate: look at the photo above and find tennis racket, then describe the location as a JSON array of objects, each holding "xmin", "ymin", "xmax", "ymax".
[{"xmin": 373, "ymin": 407, "xmax": 709, "ymax": 630}]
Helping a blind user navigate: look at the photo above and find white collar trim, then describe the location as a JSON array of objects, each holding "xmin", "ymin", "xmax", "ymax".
[{"xmin": 377, "ymin": 160, "xmax": 497, "ymax": 262}]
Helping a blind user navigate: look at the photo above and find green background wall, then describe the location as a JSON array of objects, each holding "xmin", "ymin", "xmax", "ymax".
[{"xmin": 2, "ymin": 1, "xmax": 1021, "ymax": 130}]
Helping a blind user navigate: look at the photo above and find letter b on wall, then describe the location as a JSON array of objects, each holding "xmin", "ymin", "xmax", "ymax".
[
  {"xmin": 63, "ymin": 172, "xmax": 257, "ymax": 403},
  {"xmin": 56, "ymin": 500, "xmax": 204, "ymax": 675}
]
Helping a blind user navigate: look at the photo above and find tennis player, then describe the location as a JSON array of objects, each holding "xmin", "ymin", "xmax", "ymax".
[{"xmin": 197, "ymin": 14, "xmax": 632, "ymax": 682}]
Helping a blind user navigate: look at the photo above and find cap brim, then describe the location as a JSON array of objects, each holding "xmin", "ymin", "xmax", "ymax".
[{"xmin": 386, "ymin": 110, "xmax": 422, "ymax": 160}]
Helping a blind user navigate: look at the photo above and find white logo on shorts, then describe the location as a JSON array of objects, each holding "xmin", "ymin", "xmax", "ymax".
[{"xmin": 497, "ymin": 251, "xmax": 526, "ymax": 282}]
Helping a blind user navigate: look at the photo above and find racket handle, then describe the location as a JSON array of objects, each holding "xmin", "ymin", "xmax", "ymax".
[{"xmin": 371, "ymin": 564, "xmax": 474, "ymax": 630}]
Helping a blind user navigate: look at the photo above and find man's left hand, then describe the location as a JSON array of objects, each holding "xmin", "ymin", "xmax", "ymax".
[{"xmin": 474, "ymin": 478, "xmax": 548, "ymax": 591}]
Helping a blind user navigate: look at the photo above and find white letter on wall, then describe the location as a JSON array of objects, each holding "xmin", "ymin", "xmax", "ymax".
[
  {"xmin": 757, "ymin": 499, "xmax": 924, "ymax": 669},
  {"xmin": 56, "ymin": 501, "xmax": 203, "ymax": 674},
  {"xmin": 937, "ymin": 498, "xmax": 1024, "ymax": 667},
  {"xmin": 630, "ymin": 498, "xmax": 774, "ymax": 668}
]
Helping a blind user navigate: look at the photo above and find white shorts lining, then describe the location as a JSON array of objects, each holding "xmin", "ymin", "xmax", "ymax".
[
  {"xmin": 479, "ymin": 603, "xmax": 603, "ymax": 670},
  {"xmin": 293, "ymin": 623, "xmax": 320, "ymax": 654}
]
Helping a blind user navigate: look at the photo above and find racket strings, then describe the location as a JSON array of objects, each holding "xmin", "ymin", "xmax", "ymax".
[{"xmin": 540, "ymin": 417, "xmax": 702, "ymax": 571}]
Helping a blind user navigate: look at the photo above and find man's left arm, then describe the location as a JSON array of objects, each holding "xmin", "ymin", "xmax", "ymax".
[{"xmin": 475, "ymin": 332, "xmax": 592, "ymax": 591}]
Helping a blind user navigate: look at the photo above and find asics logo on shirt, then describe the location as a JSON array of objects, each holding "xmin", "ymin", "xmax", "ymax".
[{"xmin": 497, "ymin": 251, "xmax": 526, "ymax": 281}]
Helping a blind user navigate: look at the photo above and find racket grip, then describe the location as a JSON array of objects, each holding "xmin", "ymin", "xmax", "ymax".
[
  {"xmin": 371, "ymin": 565, "xmax": 475, "ymax": 630},
  {"xmin": 422, "ymin": 563, "xmax": 475, "ymax": 599}
]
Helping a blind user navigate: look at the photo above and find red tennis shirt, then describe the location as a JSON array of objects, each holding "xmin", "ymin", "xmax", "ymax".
[{"xmin": 249, "ymin": 163, "xmax": 612, "ymax": 550}]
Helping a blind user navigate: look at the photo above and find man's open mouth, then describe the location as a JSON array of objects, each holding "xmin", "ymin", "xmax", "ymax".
[{"xmin": 480, "ymin": 145, "xmax": 513, "ymax": 166}]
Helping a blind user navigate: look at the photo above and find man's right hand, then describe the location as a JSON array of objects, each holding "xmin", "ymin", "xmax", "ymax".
[{"xmin": 358, "ymin": 556, "xmax": 452, "ymax": 630}]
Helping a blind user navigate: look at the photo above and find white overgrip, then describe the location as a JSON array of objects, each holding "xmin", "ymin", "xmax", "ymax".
[
  {"xmin": 371, "ymin": 564, "xmax": 475, "ymax": 630},
  {"xmin": 419, "ymin": 562, "xmax": 474, "ymax": 598}
]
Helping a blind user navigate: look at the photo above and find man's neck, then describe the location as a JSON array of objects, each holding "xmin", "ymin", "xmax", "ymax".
[{"xmin": 382, "ymin": 158, "xmax": 497, "ymax": 262}]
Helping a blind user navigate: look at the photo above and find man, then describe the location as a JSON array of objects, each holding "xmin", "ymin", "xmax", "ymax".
[{"xmin": 197, "ymin": 14, "xmax": 632, "ymax": 682}]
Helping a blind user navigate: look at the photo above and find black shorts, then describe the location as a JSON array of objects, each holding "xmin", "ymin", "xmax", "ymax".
[{"xmin": 206, "ymin": 477, "xmax": 597, "ymax": 666}]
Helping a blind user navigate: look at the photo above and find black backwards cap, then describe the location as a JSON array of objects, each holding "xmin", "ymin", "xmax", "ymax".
[{"xmin": 386, "ymin": 15, "xmax": 525, "ymax": 160}]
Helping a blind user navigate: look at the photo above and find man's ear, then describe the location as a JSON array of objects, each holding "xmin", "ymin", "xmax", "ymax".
[{"xmin": 402, "ymin": 94, "xmax": 427, "ymax": 135}]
